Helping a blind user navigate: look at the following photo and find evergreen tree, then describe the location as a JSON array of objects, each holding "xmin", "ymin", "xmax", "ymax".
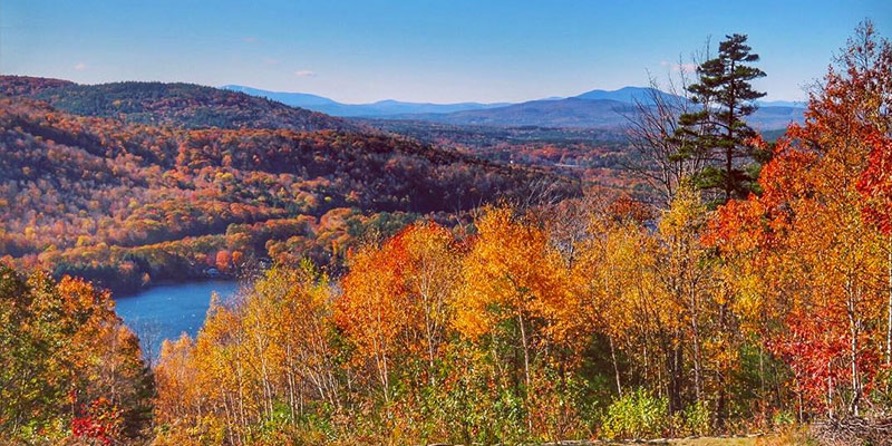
[{"xmin": 675, "ymin": 34, "xmax": 767, "ymax": 204}]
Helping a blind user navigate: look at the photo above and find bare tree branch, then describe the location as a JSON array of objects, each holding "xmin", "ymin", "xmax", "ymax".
[{"xmin": 620, "ymin": 48, "xmax": 712, "ymax": 207}]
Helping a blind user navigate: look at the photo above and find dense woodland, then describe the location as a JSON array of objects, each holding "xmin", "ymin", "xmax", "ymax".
[
  {"xmin": 1, "ymin": 22, "xmax": 891, "ymax": 445},
  {"xmin": 0, "ymin": 83, "xmax": 578, "ymax": 294},
  {"xmin": 364, "ymin": 120, "xmax": 637, "ymax": 191},
  {"xmin": 0, "ymin": 77, "xmax": 357, "ymax": 133}
]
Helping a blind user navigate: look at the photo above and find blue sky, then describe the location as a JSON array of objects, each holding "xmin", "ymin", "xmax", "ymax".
[{"xmin": 1, "ymin": 1, "xmax": 889, "ymax": 103}]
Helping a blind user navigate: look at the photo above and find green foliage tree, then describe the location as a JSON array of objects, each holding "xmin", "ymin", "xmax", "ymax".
[
  {"xmin": 0, "ymin": 266, "xmax": 152, "ymax": 443},
  {"xmin": 675, "ymin": 34, "xmax": 767, "ymax": 204}
]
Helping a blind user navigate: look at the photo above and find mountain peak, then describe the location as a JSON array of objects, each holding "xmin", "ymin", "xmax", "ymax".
[
  {"xmin": 221, "ymin": 85, "xmax": 338, "ymax": 106},
  {"xmin": 574, "ymin": 86, "xmax": 679, "ymax": 105}
]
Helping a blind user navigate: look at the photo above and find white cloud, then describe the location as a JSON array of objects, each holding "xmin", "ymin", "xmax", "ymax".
[
  {"xmin": 678, "ymin": 63, "xmax": 697, "ymax": 73},
  {"xmin": 74, "ymin": 62, "xmax": 87, "ymax": 71},
  {"xmin": 294, "ymin": 70, "xmax": 317, "ymax": 78},
  {"xmin": 660, "ymin": 60, "xmax": 697, "ymax": 73}
]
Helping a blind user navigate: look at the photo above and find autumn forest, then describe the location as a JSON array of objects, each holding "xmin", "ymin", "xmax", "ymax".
[{"xmin": 2, "ymin": 21, "xmax": 892, "ymax": 446}]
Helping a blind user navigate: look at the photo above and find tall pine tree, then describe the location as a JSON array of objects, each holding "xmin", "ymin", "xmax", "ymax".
[{"xmin": 675, "ymin": 34, "xmax": 767, "ymax": 205}]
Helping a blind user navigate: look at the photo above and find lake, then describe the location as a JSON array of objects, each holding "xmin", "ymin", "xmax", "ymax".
[{"xmin": 114, "ymin": 280, "xmax": 241, "ymax": 360}]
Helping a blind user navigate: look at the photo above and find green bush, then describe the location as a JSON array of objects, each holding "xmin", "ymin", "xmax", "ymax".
[
  {"xmin": 771, "ymin": 409, "xmax": 796, "ymax": 428},
  {"xmin": 600, "ymin": 388, "xmax": 669, "ymax": 439},
  {"xmin": 681, "ymin": 400, "xmax": 711, "ymax": 436}
]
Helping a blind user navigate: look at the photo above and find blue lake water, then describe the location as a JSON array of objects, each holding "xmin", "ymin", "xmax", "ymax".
[{"xmin": 114, "ymin": 280, "xmax": 241, "ymax": 359}]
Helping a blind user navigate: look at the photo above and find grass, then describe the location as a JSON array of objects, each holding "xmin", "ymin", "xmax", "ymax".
[
  {"xmin": 580, "ymin": 429, "xmax": 816, "ymax": 446},
  {"xmin": 670, "ymin": 438, "xmax": 759, "ymax": 446},
  {"xmin": 670, "ymin": 430, "xmax": 815, "ymax": 446}
]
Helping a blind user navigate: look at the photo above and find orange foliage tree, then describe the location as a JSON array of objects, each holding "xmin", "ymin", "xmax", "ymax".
[
  {"xmin": 153, "ymin": 264, "xmax": 342, "ymax": 445},
  {"xmin": 453, "ymin": 207, "xmax": 574, "ymax": 431},
  {"xmin": 708, "ymin": 21, "xmax": 892, "ymax": 418},
  {"xmin": 336, "ymin": 222, "xmax": 461, "ymax": 402}
]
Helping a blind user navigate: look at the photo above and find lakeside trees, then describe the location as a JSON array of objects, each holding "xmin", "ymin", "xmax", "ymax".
[{"xmin": 0, "ymin": 267, "xmax": 152, "ymax": 444}]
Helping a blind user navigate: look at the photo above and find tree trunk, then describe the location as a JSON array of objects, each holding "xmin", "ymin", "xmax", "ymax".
[
  {"xmin": 846, "ymin": 277, "xmax": 861, "ymax": 416},
  {"xmin": 759, "ymin": 346, "xmax": 766, "ymax": 420},
  {"xmin": 671, "ymin": 342, "xmax": 683, "ymax": 415},
  {"xmin": 609, "ymin": 336, "xmax": 623, "ymax": 397},
  {"xmin": 714, "ymin": 303, "xmax": 729, "ymax": 429},
  {"xmin": 518, "ymin": 313, "xmax": 533, "ymax": 432},
  {"xmin": 886, "ymin": 244, "xmax": 892, "ymax": 365},
  {"xmin": 849, "ymin": 304, "xmax": 861, "ymax": 416},
  {"xmin": 691, "ymin": 306, "xmax": 703, "ymax": 404},
  {"xmin": 518, "ymin": 313, "xmax": 531, "ymax": 390}
]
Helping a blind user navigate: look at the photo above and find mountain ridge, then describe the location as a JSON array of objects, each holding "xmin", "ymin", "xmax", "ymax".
[
  {"xmin": 227, "ymin": 84, "xmax": 805, "ymax": 130},
  {"xmin": 573, "ymin": 86, "xmax": 681, "ymax": 105},
  {"xmin": 222, "ymin": 84, "xmax": 510, "ymax": 117},
  {"xmin": 1, "ymin": 76, "xmax": 356, "ymax": 133}
]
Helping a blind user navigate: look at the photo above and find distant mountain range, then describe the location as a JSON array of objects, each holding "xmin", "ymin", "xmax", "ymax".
[
  {"xmin": 222, "ymin": 85, "xmax": 510, "ymax": 118},
  {"xmin": 757, "ymin": 99, "xmax": 807, "ymax": 108},
  {"xmin": 224, "ymin": 85, "xmax": 805, "ymax": 130}
]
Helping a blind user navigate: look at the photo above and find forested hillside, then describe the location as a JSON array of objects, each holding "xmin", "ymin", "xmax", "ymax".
[
  {"xmin": 0, "ymin": 82, "xmax": 579, "ymax": 293},
  {"xmin": 1, "ymin": 76, "xmax": 356, "ymax": 132}
]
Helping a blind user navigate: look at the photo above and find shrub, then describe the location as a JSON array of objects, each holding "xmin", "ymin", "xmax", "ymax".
[
  {"xmin": 600, "ymin": 388, "xmax": 669, "ymax": 439},
  {"xmin": 681, "ymin": 400, "xmax": 711, "ymax": 436}
]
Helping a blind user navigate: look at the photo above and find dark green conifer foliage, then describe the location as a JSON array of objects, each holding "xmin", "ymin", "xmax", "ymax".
[{"xmin": 675, "ymin": 34, "xmax": 767, "ymax": 205}]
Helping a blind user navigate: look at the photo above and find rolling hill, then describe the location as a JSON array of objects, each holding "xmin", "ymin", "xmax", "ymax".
[
  {"xmin": 395, "ymin": 97, "xmax": 637, "ymax": 128},
  {"xmin": 0, "ymin": 76, "xmax": 580, "ymax": 292},
  {"xmin": 1, "ymin": 76, "xmax": 356, "ymax": 132},
  {"xmin": 573, "ymin": 86, "xmax": 679, "ymax": 104}
]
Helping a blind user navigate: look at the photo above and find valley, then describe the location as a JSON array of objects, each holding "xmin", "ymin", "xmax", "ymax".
[{"xmin": 0, "ymin": 75, "xmax": 582, "ymax": 294}]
